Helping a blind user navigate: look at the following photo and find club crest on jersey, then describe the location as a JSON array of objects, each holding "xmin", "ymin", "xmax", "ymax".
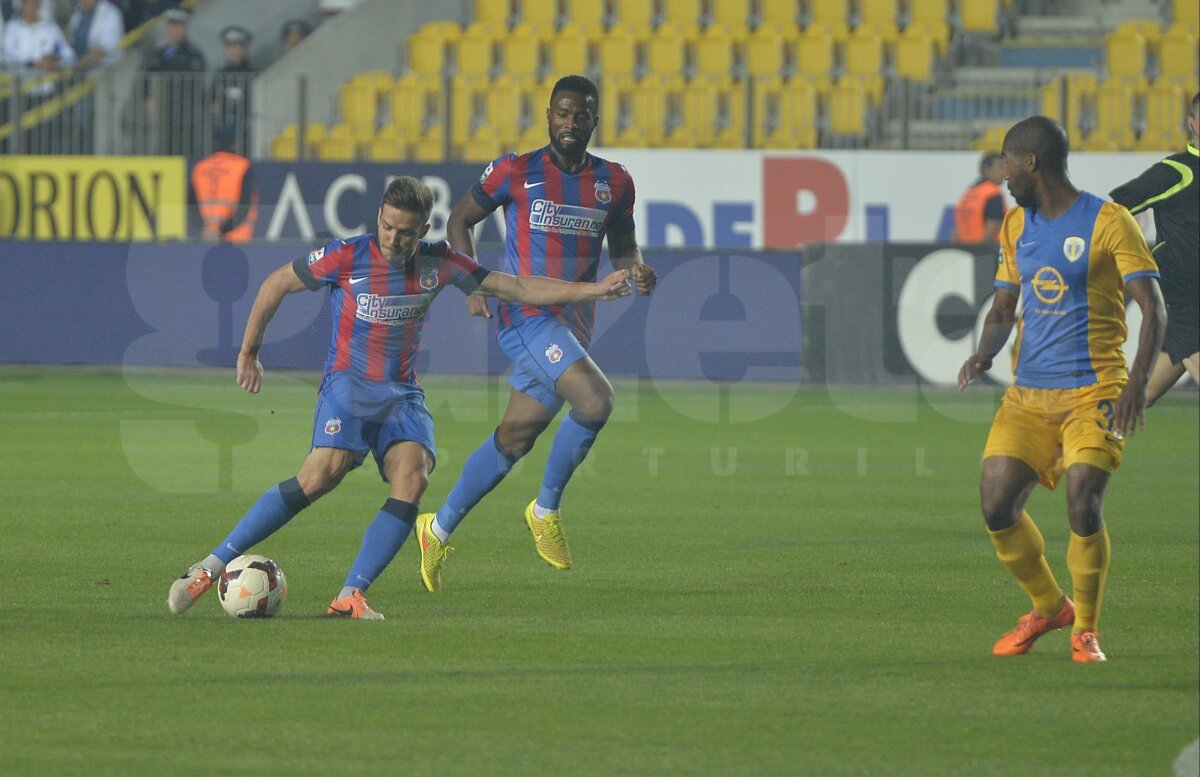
[
  {"xmin": 1063, "ymin": 236, "xmax": 1086, "ymax": 263},
  {"xmin": 594, "ymin": 180, "xmax": 611, "ymax": 204},
  {"xmin": 545, "ymin": 344, "xmax": 563, "ymax": 364},
  {"xmin": 1032, "ymin": 266, "xmax": 1068, "ymax": 304},
  {"xmin": 307, "ymin": 246, "xmax": 325, "ymax": 265},
  {"xmin": 419, "ymin": 268, "xmax": 439, "ymax": 291},
  {"xmin": 324, "ymin": 417, "xmax": 342, "ymax": 435}
]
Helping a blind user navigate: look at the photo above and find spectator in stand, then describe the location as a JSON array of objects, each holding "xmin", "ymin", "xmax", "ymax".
[
  {"xmin": 67, "ymin": 0, "xmax": 125, "ymax": 71},
  {"xmin": 2, "ymin": 0, "xmax": 75, "ymax": 86},
  {"xmin": 119, "ymin": 0, "xmax": 180, "ymax": 33},
  {"xmin": 950, "ymin": 152, "xmax": 1009, "ymax": 244},
  {"xmin": 209, "ymin": 24, "xmax": 254, "ymax": 156},
  {"xmin": 280, "ymin": 18, "xmax": 310, "ymax": 53},
  {"xmin": 0, "ymin": 0, "xmax": 52, "ymax": 25},
  {"xmin": 144, "ymin": 6, "xmax": 204, "ymax": 155}
]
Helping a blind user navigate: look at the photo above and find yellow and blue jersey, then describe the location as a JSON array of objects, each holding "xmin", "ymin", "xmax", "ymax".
[{"xmin": 995, "ymin": 191, "xmax": 1159, "ymax": 389}]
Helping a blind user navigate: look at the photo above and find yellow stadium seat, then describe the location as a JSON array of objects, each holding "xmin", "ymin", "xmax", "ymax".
[
  {"xmin": 406, "ymin": 33, "xmax": 448, "ymax": 75},
  {"xmin": 743, "ymin": 31, "xmax": 786, "ymax": 77},
  {"xmin": 904, "ymin": 20, "xmax": 950, "ymax": 56},
  {"xmin": 390, "ymin": 73, "xmax": 442, "ymax": 134},
  {"xmin": 1172, "ymin": 0, "xmax": 1199, "ymax": 29},
  {"xmin": 710, "ymin": 82, "xmax": 747, "ymax": 147},
  {"xmin": 1114, "ymin": 20, "xmax": 1161, "ymax": 45},
  {"xmin": 366, "ymin": 125, "xmax": 408, "ymax": 161},
  {"xmin": 894, "ymin": 30, "xmax": 934, "ymax": 82},
  {"xmin": 855, "ymin": 19, "xmax": 899, "ymax": 43},
  {"xmin": 413, "ymin": 126, "xmax": 445, "ymax": 162},
  {"xmin": 272, "ymin": 127, "xmax": 298, "ymax": 160},
  {"xmin": 692, "ymin": 30, "xmax": 736, "ymax": 82},
  {"xmin": 842, "ymin": 31, "xmax": 885, "ymax": 100},
  {"xmin": 803, "ymin": 19, "xmax": 849, "ymax": 41},
  {"xmin": 486, "ymin": 75, "xmax": 525, "ymax": 143},
  {"xmin": 827, "ymin": 78, "xmax": 868, "ymax": 135},
  {"xmin": 661, "ymin": 0, "xmax": 704, "ymax": 35},
  {"xmin": 549, "ymin": 27, "xmax": 592, "ymax": 74},
  {"xmin": 456, "ymin": 29, "xmax": 496, "ymax": 76},
  {"xmin": 627, "ymin": 77, "xmax": 683, "ymax": 144},
  {"xmin": 646, "ymin": 30, "xmax": 687, "ymax": 77},
  {"xmin": 1142, "ymin": 81, "xmax": 1189, "ymax": 148},
  {"xmin": 907, "ymin": 0, "xmax": 948, "ymax": 27},
  {"xmin": 502, "ymin": 29, "xmax": 542, "ymax": 78},
  {"xmin": 596, "ymin": 28, "xmax": 640, "ymax": 76},
  {"xmin": 518, "ymin": 0, "xmax": 558, "ymax": 32},
  {"xmin": 474, "ymin": 0, "xmax": 512, "ymax": 28},
  {"xmin": 709, "ymin": 0, "xmax": 751, "ymax": 35},
  {"xmin": 857, "ymin": 0, "xmax": 897, "ymax": 30},
  {"xmin": 971, "ymin": 124, "xmax": 1009, "ymax": 153},
  {"xmin": 793, "ymin": 30, "xmax": 836, "ymax": 91},
  {"xmin": 450, "ymin": 74, "xmax": 490, "ymax": 149},
  {"xmin": 807, "ymin": 0, "xmax": 849, "ymax": 30},
  {"xmin": 417, "ymin": 20, "xmax": 462, "ymax": 40},
  {"xmin": 612, "ymin": 0, "xmax": 655, "ymax": 35},
  {"xmin": 1038, "ymin": 71, "xmax": 1096, "ymax": 145},
  {"xmin": 1156, "ymin": 30, "xmax": 1198, "ymax": 82},
  {"xmin": 778, "ymin": 78, "xmax": 819, "ymax": 148},
  {"xmin": 675, "ymin": 80, "xmax": 719, "ymax": 146},
  {"xmin": 959, "ymin": 0, "xmax": 997, "ymax": 33},
  {"xmin": 318, "ymin": 124, "xmax": 358, "ymax": 161},
  {"xmin": 340, "ymin": 80, "xmax": 378, "ymax": 135},
  {"xmin": 1104, "ymin": 32, "xmax": 1147, "ymax": 80},
  {"xmin": 562, "ymin": 0, "xmax": 607, "ymax": 35},
  {"xmin": 1092, "ymin": 79, "xmax": 1140, "ymax": 150},
  {"xmin": 663, "ymin": 125, "xmax": 701, "ymax": 148},
  {"xmin": 759, "ymin": 0, "xmax": 799, "ymax": 30},
  {"xmin": 600, "ymin": 73, "xmax": 638, "ymax": 143}
]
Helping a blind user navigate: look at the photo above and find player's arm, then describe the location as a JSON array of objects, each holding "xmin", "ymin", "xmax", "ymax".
[
  {"xmin": 606, "ymin": 222, "xmax": 656, "ymax": 295},
  {"xmin": 236, "ymin": 262, "xmax": 308, "ymax": 394},
  {"xmin": 1109, "ymin": 162, "xmax": 1179, "ymax": 215},
  {"xmin": 477, "ymin": 268, "xmax": 631, "ymax": 305},
  {"xmin": 958, "ymin": 287, "xmax": 1018, "ymax": 390},
  {"xmin": 447, "ymin": 190, "xmax": 497, "ymax": 317},
  {"xmin": 1113, "ymin": 275, "xmax": 1166, "ymax": 436}
]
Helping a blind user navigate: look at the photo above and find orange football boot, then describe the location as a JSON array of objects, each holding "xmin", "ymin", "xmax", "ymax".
[
  {"xmin": 1071, "ymin": 630, "xmax": 1107, "ymax": 663},
  {"xmin": 992, "ymin": 597, "xmax": 1075, "ymax": 656},
  {"xmin": 326, "ymin": 589, "xmax": 384, "ymax": 620}
]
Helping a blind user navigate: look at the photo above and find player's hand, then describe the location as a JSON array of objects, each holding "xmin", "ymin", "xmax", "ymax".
[
  {"xmin": 237, "ymin": 351, "xmax": 264, "ymax": 393},
  {"xmin": 1112, "ymin": 374, "xmax": 1147, "ymax": 438},
  {"xmin": 593, "ymin": 269, "xmax": 632, "ymax": 300},
  {"xmin": 466, "ymin": 294, "xmax": 492, "ymax": 318},
  {"xmin": 631, "ymin": 263, "xmax": 657, "ymax": 295},
  {"xmin": 957, "ymin": 355, "xmax": 992, "ymax": 390}
]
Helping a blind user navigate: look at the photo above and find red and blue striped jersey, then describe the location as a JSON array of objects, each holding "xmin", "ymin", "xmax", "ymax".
[
  {"xmin": 293, "ymin": 235, "xmax": 489, "ymax": 384},
  {"xmin": 471, "ymin": 146, "xmax": 636, "ymax": 347}
]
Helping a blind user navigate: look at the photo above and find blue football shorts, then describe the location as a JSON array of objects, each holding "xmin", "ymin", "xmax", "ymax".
[
  {"xmin": 310, "ymin": 371, "xmax": 437, "ymax": 479},
  {"xmin": 497, "ymin": 316, "xmax": 589, "ymax": 412}
]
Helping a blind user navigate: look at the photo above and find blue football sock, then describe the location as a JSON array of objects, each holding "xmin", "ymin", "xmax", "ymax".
[
  {"xmin": 212, "ymin": 477, "xmax": 310, "ymax": 564},
  {"xmin": 434, "ymin": 431, "xmax": 517, "ymax": 537},
  {"xmin": 537, "ymin": 410, "xmax": 605, "ymax": 511},
  {"xmin": 342, "ymin": 498, "xmax": 418, "ymax": 592}
]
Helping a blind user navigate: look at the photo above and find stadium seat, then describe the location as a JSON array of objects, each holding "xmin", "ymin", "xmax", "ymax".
[
  {"xmin": 1155, "ymin": 30, "xmax": 1198, "ymax": 82},
  {"xmin": 646, "ymin": 29, "xmax": 688, "ymax": 77},
  {"xmin": 340, "ymin": 80, "xmax": 378, "ymax": 136},
  {"xmin": 857, "ymin": 0, "xmax": 898, "ymax": 30},
  {"xmin": 596, "ymin": 28, "xmax": 640, "ymax": 77},
  {"xmin": 366, "ymin": 124, "xmax": 408, "ymax": 161},
  {"xmin": 549, "ymin": 27, "xmax": 592, "ymax": 75},
  {"xmin": 661, "ymin": 0, "xmax": 704, "ymax": 36},
  {"xmin": 842, "ymin": 31, "xmax": 885, "ymax": 101},
  {"xmin": 627, "ymin": 77, "xmax": 681, "ymax": 144},
  {"xmin": 793, "ymin": 30, "xmax": 837, "ymax": 91},
  {"xmin": 1092, "ymin": 79, "xmax": 1140, "ymax": 150},
  {"xmin": 1038, "ymin": 71, "xmax": 1096, "ymax": 146},
  {"xmin": 827, "ymin": 78, "xmax": 869, "ymax": 136},
  {"xmin": 462, "ymin": 129, "xmax": 504, "ymax": 162},
  {"xmin": 1114, "ymin": 19, "xmax": 1161, "ymax": 46},
  {"xmin": 759, "ymin": 0, "xmax": 799, "ymax": 31},
  {"xmin": 743, "ymin": 30, "xmax": 786, "ymax": 77},
  {"xmin": 456, "ymin": 28, "xmax": 496, "ymax": 77},
  {"xmin": 1104, "ymin": 32, "xmax": 1147, "ymax": 81},
  {"xmin": 486, "ymin": 74, "xmax": 525, "ymax": 143},
  {"xmin": 854, "ymin": 19, "xmax": 899, "ymax": 44},
  {"xmin": 753, "ymin": 76, "xmax": 818, "ymax": 148},
  {"xmin": 971, "ymin": 124, "xmax": 1008, "ymax": 153},
  {"xmin": 709, "ymin": 0, "xmax": 751, "ymax": 37},
  {"xmin": 318, "ymin": 124, "xmax": 358, "ymax": 161},
  {"xmin": 894, "ymin": 29, "xmax": 935, "ymax": 83},
  {"xmin": 450, "ymin": 74, "xmax": 490, "ymax": 150},
  {"xmin": 473, "ymin": 0, "xmax": 512, "ymax": 29},
  {"xmin": 418, "ymin": 20, "xmax": 462, "ymax": 41},
  {"xmin": 958, "ymin": 0, "xmax": 997, "ymax": 34},
  {"xmin": 806, "ymin": 0, "xmax": 849, "ymax": 30},
  {"xmin": 599, "ymin": 73, "xmax": 638, "ymax": 143},
  {"xmin": 692, "ymin": 30, "xmax": 736, "ymax": 82},
  {"xmin": 272, "ymin": 126, "xmax": 298, "ymax": 160},
  {"xmin": 517, "ymin": 0, "xmax": 558, "ymax": 32},
  {"xmin": 412, "ymin": 125, "xmax": 445, "ymax": 162},
  {"xmin": 1172, "ymin": 0, "xmax": 1199, "ymax": 30},
  {"xmin": 407, "ymin": 32, "xmax": 449, "ymax": 75},
  {"xmin": 906, "ymin": 0, "xmax": 948, "ymax": 28},
  {"xmin": 390, "ymin": 73, "xmax": 442, "ymax": 135},
  {"xmin": 904, "ymin": 20, "xmax": 949, "ymax": 56},
  {"xmin": 1141, "ymin": 81, "xmax": 1188, "ymax": 149},
  {"xmin": 803, "ymin": 19, "xmax": 849, "ymax": 41},
  {"xmin": 673, "ymin": 79, "xmax": 743, "ymax": 147},
  {"xmin": 501, "ymin": 28, "xmax": 542, "ymax": 78},
  {"xmin": 562, "ymin": 0, "xmax": 607, "ymax": 35},
  {"xmin": 612, "ymin": 0, "xmax": 656, "ymax": 35}
]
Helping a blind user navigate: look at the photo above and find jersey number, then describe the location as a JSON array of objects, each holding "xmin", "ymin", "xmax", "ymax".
[{"xmin": 1095, "ymin": 399, "xmax": 1115, "ymax": 431}]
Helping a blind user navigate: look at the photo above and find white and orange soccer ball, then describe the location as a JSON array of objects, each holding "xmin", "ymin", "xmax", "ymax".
[{"xmin": 217, "ymin": 555, "xmax": 287, "ymax": 618}]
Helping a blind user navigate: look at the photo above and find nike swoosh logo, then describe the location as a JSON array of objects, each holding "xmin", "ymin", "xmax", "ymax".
[
  {"xmin": 523, "ymin": 181, "xmax": 544, "ymax": 189},
  {"xmin": 1018, "ymin": 240, "xmax": 1038, "ymax": 248},
  {"xmin": 348, "ymin": 276, "xmax": 370, "ymax": 284},
  {"xmin": 328, "ymin": 604, "xmax": 354, "ymax": 617}
]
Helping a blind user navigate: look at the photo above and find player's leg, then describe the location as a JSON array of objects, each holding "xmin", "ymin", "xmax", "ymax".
[
  {"xmin": 1144, "ymin": 351, "xmax": 1187, "ymax": 408},
  {"xmin": 167, "ymin": 446, "xmax": 355, "ymax": 615},
  {"xmin": 329, "ymin": 441, "xmax": 432, "ymax": 619},
  {"xmin": 1064, "ymin": 463, "xmax": 1111, "ymax": 662},
  {"xmin": 538, "ymin": 356, "xmax": 614, "ymax": 512},
  {"xmin": 1182, "ymin": 351, "xmax": 1199, "ymax": 382}
]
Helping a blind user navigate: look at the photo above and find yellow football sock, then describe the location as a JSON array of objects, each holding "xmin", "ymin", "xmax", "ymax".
[
  {"xmin": 988, "ymin": 511, "xmax": 1065, "ymax": 617},
  {"xmin": 1067, "ymin": 526, "xmax": 1110, "ymax": 633}
]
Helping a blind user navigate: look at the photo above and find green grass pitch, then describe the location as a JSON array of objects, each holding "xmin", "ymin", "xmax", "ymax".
[{"xmin": 1, "ymin": 366, "xmax": 1196, "ymax": 776}]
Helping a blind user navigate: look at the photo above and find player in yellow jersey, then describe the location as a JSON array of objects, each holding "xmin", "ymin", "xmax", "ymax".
[{"xmin": 958, "ymin": 116, "xmax": 1166, "ymax": 663}]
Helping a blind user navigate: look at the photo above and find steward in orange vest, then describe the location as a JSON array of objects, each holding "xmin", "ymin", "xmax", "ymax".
[
  {"xmin": 191, "ymin": 128, "xmax": 257, "ymax": 242},
  {"xmin": 952, "ymin": 153, "xmax": 1008, "ymax": 244}
]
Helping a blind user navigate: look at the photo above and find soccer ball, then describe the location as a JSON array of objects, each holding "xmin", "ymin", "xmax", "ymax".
[{"xmin": 218, "ymin": 555, "xmax": 287, "ymax": 618}]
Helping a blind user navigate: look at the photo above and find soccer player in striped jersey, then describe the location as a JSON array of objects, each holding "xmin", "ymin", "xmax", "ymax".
[
  {"xmin": 1109, "ymin": 91, "xmax": 1199, "ymax": 405},
  {"xmin": 166, "ymin": 176, "xmax": 632, "ymax": 619},
  {"xmin": 414, "ymin": 75, "xmax": 657, "ymax": 591},
  {"xmin": 958, "ymin": 116, "xmax": 1166, "ymax": 662}
]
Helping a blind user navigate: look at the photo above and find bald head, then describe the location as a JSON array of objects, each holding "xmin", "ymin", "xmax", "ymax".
[{"xmin": 1003, "ymin": 116, "xmax": 1069, "ymax": 175}]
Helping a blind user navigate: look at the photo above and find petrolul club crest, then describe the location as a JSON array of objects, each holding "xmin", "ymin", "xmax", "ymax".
[
  {"xmin": 324, "ymin": 417, "xmax": 342, "ymax": 435},
  {"xmin": 545, "ymin": 344, "xmax": 563, "ymax": 364},
  {"xmin": 594, "ymin": 180, "xmax": 611, "ymax": 204},
  {"xmin": 1062, "ymin": 236, "xmax": 1086, "ymax": 263}
]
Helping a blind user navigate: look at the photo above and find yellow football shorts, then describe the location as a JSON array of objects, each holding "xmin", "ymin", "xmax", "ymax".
[{"xmin": 983, "ymin": 381, "xmax": 1127, "ymax": 489}]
